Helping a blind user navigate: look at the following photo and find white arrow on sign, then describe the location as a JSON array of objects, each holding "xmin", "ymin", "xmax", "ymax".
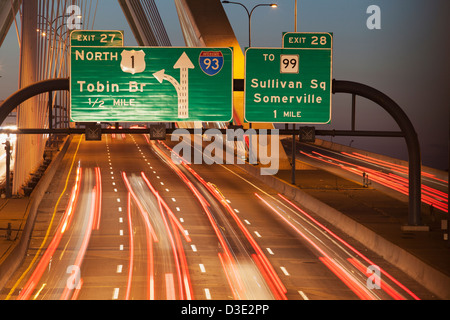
[{"xmin": 153, "ymin": 52, "xmax": 195, "ymax": 119}]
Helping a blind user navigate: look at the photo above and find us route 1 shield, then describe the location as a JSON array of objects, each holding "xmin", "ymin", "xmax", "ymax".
[{"xmin": 70, "ymin": 47, "xmax": 233, "ymax": 123}]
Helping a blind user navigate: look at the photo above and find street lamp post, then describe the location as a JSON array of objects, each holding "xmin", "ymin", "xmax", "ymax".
[
  {"xmin": 37, "ymin": 14, "xmax": 83, "ymax": 37},
  {"xmin": 222, "ymin": 1, "xmax": 277, "ymax": 48}
]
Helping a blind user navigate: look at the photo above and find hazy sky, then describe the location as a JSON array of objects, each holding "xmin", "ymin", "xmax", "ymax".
[{"xmin": 0, "ymin": 0, "xmax": 448, "ymax": 170}]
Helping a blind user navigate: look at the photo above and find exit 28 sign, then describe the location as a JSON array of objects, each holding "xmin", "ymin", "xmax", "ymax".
[{"xmin": 244, "ymin": 33, "xmax": 333, "ymax": 124}]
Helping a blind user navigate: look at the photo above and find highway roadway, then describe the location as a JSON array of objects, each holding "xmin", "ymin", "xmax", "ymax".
[
  {"xmin": 283, "ymin": 139, "xmax": 448, "ymax": 214},
  {"xmin": 0, "ymin": 133, "xmax": 435, "ymax": 300}
]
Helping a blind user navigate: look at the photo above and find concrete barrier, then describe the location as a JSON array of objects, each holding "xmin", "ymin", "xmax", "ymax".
[
  {"xmin": 238, "ymin": 162, "xmax": 450, "ymax": 300},
  {"xmin": 0, "ymin": 135, "xmax": 72, "ymax": 291}
]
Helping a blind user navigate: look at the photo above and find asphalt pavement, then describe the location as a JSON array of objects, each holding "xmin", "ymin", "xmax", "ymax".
[{"xmin": 0, "ymin": 134, "xmax": 448, "ymax": 300}]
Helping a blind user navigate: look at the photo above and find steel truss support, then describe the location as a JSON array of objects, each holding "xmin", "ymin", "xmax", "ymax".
[
  {"xmin": 333, "ymin": 80, "xmax": 422, "ymax": 227},
  {"xmin": 0, "ymin": 78, "xmax": 69, "ymax": 125}
]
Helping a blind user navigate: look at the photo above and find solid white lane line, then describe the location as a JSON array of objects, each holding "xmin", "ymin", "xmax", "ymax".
[
  {"xmin": 298, "ymin": 291, "xmax": 309, "ymax": 300},
  {"xmin": 204, "ymin": 289, "xmax": 211, "ymax": 300},
  {"xmin": 113, "ymin": 288, "xmax": 120, "ymax": 300},
  {"xmin": 280, "ymin": 267, "xmax": 290, "ymax": 276}
]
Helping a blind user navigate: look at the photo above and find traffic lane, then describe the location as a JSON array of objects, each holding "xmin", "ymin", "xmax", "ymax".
[
  {"xmin": 146, "ymin": 137, "xmax": 276, "ymax": 299},
  {"xmin": 296, "ymin": 140, "xmax": 448, "ymax": 193},
  {"xmin": 169, "ymin": 135, "xmax": 426, "ymax": 299},
  {"xmin": 137, "ymin": 135, "xmax": 237, "ymax": 300},
  {"xmin": 61, "ymin": 135, "xmax": 174, "ymax": 300},
  {"xmin": 0, "ymin": 136, "xmax": 83, "ymax": 300},
  {"xmin": 186, "ymin": 162, "xmax": 362, "ymax": 300},
  {"xmin": 66, "ymin": 136, "xmax": 165, "ymax": 300},
  {"xmin": 118, "ymin": 137, "xmax": 298, "ymax": 296},
  {"xmin": 169, "ymin": 154, "xmax": 281, "ymax": 300},
  {"xmin": 191, "ymin": 162, "xmax": 424, "ymax": 299},
  {"xmin": 60, "ymin": 137, "xmax": 129, "ymax": 300},
  {"xmin": 160, "ymin": 138, "xmax": 364, "ymax": 299},
  {"xmin": 2, "ymin": 136, "xmax": 107, "ymax": 300},
  {"xmin": 125, "ymin": 173, "xmax": 193, "ymax": 300},
  {"xmin": 111, "ymin": 134, "xmax": 235, "ymax": 300},
  {"xmin": 17, "ymin": 166, "xmax": 97, "ymax": 300},
  {"xmin": 149, "ymin": 140, "xmax": 290, "ymax": 299},
  {"xmin": 32, "ymin": 135, "xmax": 141, "ymax": 300},
  {"xmin": 287, "ymin": 140, "xmax": 448, "ymax": 213},
  {"xmin": 77, "ymin": 135, "xmax": 183, "ymax": 300}
]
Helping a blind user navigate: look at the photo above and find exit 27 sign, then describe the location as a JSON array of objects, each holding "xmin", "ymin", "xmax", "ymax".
[{"xmin": 70, "ymin": 47, "xmax": 233, "ymax": 122}]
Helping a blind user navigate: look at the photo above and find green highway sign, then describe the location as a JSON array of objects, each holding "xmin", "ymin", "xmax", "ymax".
[
  {"xmin": 70, "ymin": 47, "xmax": 233, "ymax": 122},
  {"xmin": 244, "ymin": 43, "xmax": 332, "ymax": 124},
  {"xmin": 70, "ymin": 30, "xmax": 124, "ymax": 47}
]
